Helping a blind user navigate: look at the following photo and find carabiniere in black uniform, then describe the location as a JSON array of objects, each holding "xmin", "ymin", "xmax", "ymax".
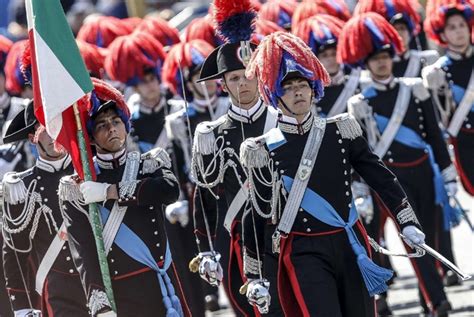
[
  {"xmin": 1, "ymin": 101, "xmax": 88, "ymax": 316},
  {"xmin": 192, "ymin": 97, "xmax": 278, "ymax": 316}
]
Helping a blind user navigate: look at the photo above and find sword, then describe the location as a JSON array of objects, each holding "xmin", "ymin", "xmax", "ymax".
[{"xmin": 400, "ymin": 234, "xmax": 472, "ymax": 281}]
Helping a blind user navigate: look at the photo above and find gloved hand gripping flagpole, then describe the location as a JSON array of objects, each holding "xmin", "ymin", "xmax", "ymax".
[{"xmin": 73, "ymin": 103, "xmax": 117, "ymax": 311}]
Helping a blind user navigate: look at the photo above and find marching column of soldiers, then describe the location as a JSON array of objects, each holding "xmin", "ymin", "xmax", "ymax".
[{"xmin": 0, "ymin": 0, "xmax": 472, "ymax": 316}]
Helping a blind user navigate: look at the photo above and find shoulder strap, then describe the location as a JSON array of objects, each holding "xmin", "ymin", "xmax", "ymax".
[
  {"xmin": 276, "ymin": 117, "xmax": 326, "ymax": 235},
  {"xmin": 447, "ymin": 69, "xmax": 474, "ymax": 137},
  {"xmin": 263, "ymin": 106, "xmax": 279, "ymax": 133},
  {"xmin": 373, "ymin": 82, "xmax": 411, "ymax": 158},
  {"xmin": 328, "ymin": 69, "xmax": 361, "ymax": 117},
  {"xmin": 103, "ymin": 151, "xmax": 141, "ymax": 253}
]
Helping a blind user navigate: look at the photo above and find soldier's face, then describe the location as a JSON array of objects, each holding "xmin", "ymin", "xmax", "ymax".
[
  {"xmin": 366, "ymin": 52, "xmax": 393, "ymax": 80},
  {"xmin": 393, "ymin": 22, "xmax": 411, "ymax": 51},
  {"xmin": 92, "ymin": 109, "xmax": 127, "ymax": 153},
  {"xmin": 135, "ymin": 73, "xmax": 161, "ymax": 106},
  {"xmin": 317, "ymin": 48, "xmax": 339, "ymax": 76},
  {"xmin": 222, "ymin": 69, "xmax": 259, "ymax": 109},
  {"xmin": 441, "ymin": 14, "xmax": 471, "ymax": 49},
  {"xmin": 29, "ymin": 125, "xmax": 66, "ymax": 160},
  {"xmin": 279, "ymin": 78, "xmax": 313, "ymax": 117}
]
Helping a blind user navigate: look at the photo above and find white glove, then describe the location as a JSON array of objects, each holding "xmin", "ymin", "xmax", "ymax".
[
  {"xmin": 97, "ymin": 311, "xmax": 117, "ymax": 317},
  {"xmin": 165, "ymin": 200, "xmax": 189, "ymax": 227},
  {"xmin": 246, "ymin": 279, "xmax": 271, "ymax": 314},
  {"xmin": 355, "ymin": 196, "xmax": 374, "ymax": 224},
  {"xmin": 198, "ymin": 252, "xmax": 223, "ymax": 287},
  {"xmin": 422, "ymin": 65, "xmax": 446, "ymax": 90},
  {"xmin": 14, "ymin": 309, "xmax": 42, "ymax": 317},
  {"xmin": 401, "ymin": 225, "xmax": 426, "ymax": 248},
  {"xmin": 445, "ymin": 182, "xmax": 458, "ymax": 197},
  {"xmin": 80, "ymin": 181, "xmax": 111, "ymax": 204},
  {"xmin": 0, "ymin": 153, "xmax": 22, "ymax": 179},
  {"xmin": 352, "ymin": 181, "xmax": 374, "ymax": 224}
]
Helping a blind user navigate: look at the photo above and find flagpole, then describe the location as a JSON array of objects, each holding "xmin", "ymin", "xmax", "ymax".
[{"xmin": 73, "ymin": 103, "xmax": 117, "ymax": 312}]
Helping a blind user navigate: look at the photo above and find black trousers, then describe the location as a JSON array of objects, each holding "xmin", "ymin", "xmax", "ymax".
[
  {"xmin": 454, "ymin": 131, "xmax": 474, "ymax": 195},
  {"xmin": 215, "ymin": 222, "xmax": 257, "ymax": 317},
  {"xmin": 266, "ymin": 226, "xmax": 375, "ymax": 317},
  {"xmin": 42, "ymin": 271, "xmax": 88, "ymax": 317},
  {"xmin": 390, "ymin": 159, "xmax": 447, "ymax": 309},
  {"xmin": 0, "ymin": 234, "xmax": 13, "ymax": 317},
  {"xmin": 166, "ymin": 220, "xmax": 206, "ymax": 317}
]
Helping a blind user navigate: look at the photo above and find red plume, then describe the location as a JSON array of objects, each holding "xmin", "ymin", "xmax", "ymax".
[
  {"xmin": 136, "ymin": 16, "xmax": 181, "ymax": 47},
  {"xmin": 259, "ymin": 0, "xmax": 297, "ymax": 28},
  {"xmin": 77, "ymin": 16, "xmax": 133, "ymax": 48},
  {"xmin": 104, "ymin": 32, "xmax": 167, "ymax": 85},
  {"xmin": 337, "ymin": 12, "xmax": 404, "ymax": 66},
  {"xmin": 0, "ymin": 35, "xmax": 12, "ymax": 58},
  {"xmin": 300, "ymin": 0, "xmax": 351, "ymax": 22},
  {"xmin": 4, "ymin": 40, "xmax": 28, "ymax": 96},
  {"xmin": 354, "ymin": 0, "xmax": 421, "ymax": 35},
  {"xmin": 213, "ymin": 0, "xmax": 256, "ymax": 24},
  {"xmin": 162, "ymin": 40, "xmax": 214, "ymax": 95},
  {"xmin": 255, "ymin": 19, "xmax": 286, "ymax": 36},
  {"xmin": 246, "ymin": 31, "xmax": 330, "ymax": 106},
  {"xmin": 182, "ymin": 15, "xmax": 223, "ymax": 47},
  {"xmin": 293, "ymin": 14, "xmax": 345, "ymax": 47},
  {"xmin": 76, "ymin": 40, "xmax": 107, "ymax": 79}
]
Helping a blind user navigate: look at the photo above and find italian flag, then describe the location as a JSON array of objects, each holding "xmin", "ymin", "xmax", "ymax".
[{"xmin": 26, "ymin": 0, "xmax": 95, "ymax": 178}]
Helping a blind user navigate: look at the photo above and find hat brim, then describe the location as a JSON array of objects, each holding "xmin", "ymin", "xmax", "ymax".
[
  {"xmin": 2, "ymin": 108, "xmax": 36, "ymax": 144},
  {"xmin": 196, "ymin": 47, "xmax": 221, "ymax": 83},
  {"xmin": 90, "ymin": 100, "xmax": 117, "ymax": 119}
]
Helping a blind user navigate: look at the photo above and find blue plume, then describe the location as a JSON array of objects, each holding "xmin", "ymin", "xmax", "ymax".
[{"xmin": 217, "ymin": 11, "xmax": 257, "ymax": 43}]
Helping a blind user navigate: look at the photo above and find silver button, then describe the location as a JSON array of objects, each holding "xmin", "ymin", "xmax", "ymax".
[
  {"xmin": 415, "ymin": 99, "xmax": 419, "ymax": 104},
  {"xmin": 111, "ymin": 259, "xmax": 115, "ymax": 263},
  {"xmin": 417, "ymin": 108, "xmax": 422, "ymax": 113},
  {"xmin": 345, "ymin": 181, "xmax": 349, "ymax": 186},
  {"xmin": 422, "ymin": 132, "xmax": 427, "ymax": 137},
  {"xmin": 275, "ymin": 161, "xmax": 280, "ymax": 166},
  {"xmin": 149, "ymin": 206, "xmax": 154, "ymax": 210},
  {"xmin": 223, "ymin": 131, "xmax": 228, "ymax": 135},
  {"xmin": 109, "ymin": 248, "xmax": 113, "ymax": 252},
  {"xmin": 345, "ymin": 191, "xmax": 350, "ymax": 196},
  {"xmin": 419, "ymin": 116, "xmax": 424, "ymax": 121},
  {"xmin": 344, "ymin": 170, "xmax": 348, "ymax": 175},
  {"xmin": 114, "ymin": 271, "xmax": 118, "ymax": 275},
  {"xmin": 226, "ymin": 141, "xmax": 231, "ymax": 145},
  {"xmin": 37, "ymin": 176, "xmax": 41, "ymax": 180},
  {"xmin": 338, "ymin": 139, "xmax": 342, "ymax": 144},
  {"xmin": 156, "ymin": 243, "xmax": 160, "ymax": 247},
  {"xmin": 341, "ymin": 148, "xmax": 345, "ymax": 153},
  {"xmin": 160, "ymin": 256, "xmax": 164, "ymax": 260},
  {"xmin": 63, "ymin": 246, "xmax": 67, "ymax": 250},
  {"xmin": 152, "ymin": 218, "xmax": 156, "ymax": 222},
  {"xmin": 387, "ymin": 151, "xmax": 392, "ymax": 155},
  {"xmin": 40, "ymin": 187, "xmax": 44, "ymax": 191},
  {"xmin": 306, "ymin": 228, "xmax": 311, "ymax": 233},
  {"xmin": 154, "ymin": 231, "xmax": 158, "ymax": 235},
  {"xmin": 466, "ymin": 124, "xmax": 472, "ymax": 129},
  {"xmin": 280, "ymin": 170, "xmax": 284, "ymax": 174},
  {"xmin": 348, "ymin": 203, "xmax": 352, "ymax": 208},
  {"xmin": 303, "ymin": 218, "xmax": 308, "ymax": 222},
  {"xmin": 336, "ymin": 130, "xmax": 340, "ymax": 135},
  {"xmin": 44, "ymin": 198, "xmax": 48, "ymax": 202},
  {"xmin": 270, "ymin": 152, "xmax": 275, "ymax": 157},
  {"xmin": 342, "ymin": 159, "xmax": 346, "ymax": 164},
  {"xmin": 66, "ymin": 256, "xmax": 71, "ymax": 261},
  {"xmin": 69, "ymin": 269, "xmax": 74, "ymax": 274},
  {"xmin": 419, "ymin": 124, "xmax": 424, "ymax": 129},
  {"xmin": 388, "ymin": 158, "xmax": 394, "ymax": 163},
  {"xmin": 299, "ymin": 208, "xmax": 304, "ymax": 212}
]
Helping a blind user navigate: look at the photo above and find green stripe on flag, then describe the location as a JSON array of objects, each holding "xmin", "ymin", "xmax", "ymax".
[{"xmin": 32, "ymin": 0, "xmax": 93, "ymax": 93}]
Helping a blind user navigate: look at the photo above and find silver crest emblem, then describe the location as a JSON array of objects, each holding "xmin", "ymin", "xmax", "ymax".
[{"xmin": 298, "ymin": 159, "xmax": 312, "ymax": 180}]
